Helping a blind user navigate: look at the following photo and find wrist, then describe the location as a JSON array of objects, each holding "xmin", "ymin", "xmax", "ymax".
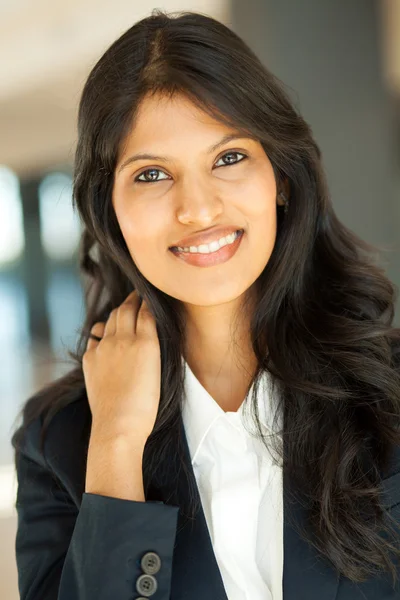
[{"xmin": 89, "ymin": 421, "xmax": 149, "ymax": 448}]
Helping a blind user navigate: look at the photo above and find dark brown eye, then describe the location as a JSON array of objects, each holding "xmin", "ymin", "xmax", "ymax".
[
  {"xmin": 215, "ymin": 151, "xmax": 247, "ymax": 167},
  {"xmin": 134, "ymin": 168, "xmax": 170, "ymax": 184},
  {"xmin": 133, "ymin": 150, "xmax": 247, "ymax": 184}
]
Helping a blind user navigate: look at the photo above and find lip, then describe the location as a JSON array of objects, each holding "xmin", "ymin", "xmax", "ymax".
[
  {"xmin": 169, "ymin": 229, "xmax": 244, "ymax": 268},
  {"xmin": 169, "ymin": 225, "xmax": 243, "ymax": 249}
]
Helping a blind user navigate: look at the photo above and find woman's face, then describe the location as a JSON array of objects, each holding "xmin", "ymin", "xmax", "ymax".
[{"xmin": 112, "ymin": 92, "xmax": 284, "ymax": 306}]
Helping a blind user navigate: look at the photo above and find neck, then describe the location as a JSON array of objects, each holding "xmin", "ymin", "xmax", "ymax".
[{"xmin": 182, "ymin": 292, "xmax": 258, "ymax": 411}]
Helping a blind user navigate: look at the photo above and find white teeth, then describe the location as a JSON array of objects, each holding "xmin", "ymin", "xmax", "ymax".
[{"xmin": 176, "ymin": 230, "xmax": 240, "ymax": 254}]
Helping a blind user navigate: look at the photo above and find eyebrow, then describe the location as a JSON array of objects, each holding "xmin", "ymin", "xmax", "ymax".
[{"xmin": 117, "ymin": 132, "xmax": 256, "ymax": 174}]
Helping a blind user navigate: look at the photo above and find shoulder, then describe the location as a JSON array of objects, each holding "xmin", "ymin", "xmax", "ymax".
[
  {"xmin": 16, "ymin": 381, "xmax": 91, "ymax": 505},
  {"xmin": 21, "ymin": 395, "xmax": 90, "ymax": 454}
]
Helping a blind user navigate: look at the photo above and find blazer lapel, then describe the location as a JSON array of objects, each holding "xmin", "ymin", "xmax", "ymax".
[
  {"xmin": 147, "ymin": 412, "xmax": 342, "ymax": 600},
  {"xmin": 68, "ymin": 397, "xmax": 400, "ymax": 599}
]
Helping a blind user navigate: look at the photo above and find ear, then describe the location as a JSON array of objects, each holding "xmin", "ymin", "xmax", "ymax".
[
  {"xmin": 281, "ymin": 177, "xmax": 290, "ymax": 198},
  {"xmin": 277, "ymin": 178, "xmax": 290, "ymax": 205}
]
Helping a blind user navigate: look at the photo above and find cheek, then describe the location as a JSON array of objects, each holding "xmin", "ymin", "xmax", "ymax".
[
  {"xmin": 239, "ymin": 185, "xmax": 278, "ymax": 227},
  {"xmin": 234, "ymin": 163, "xmax": 277, "ymax": 216},
  {"xmin": 115, "ymin": 206, "xmax": 166, "ymax": 267},
  {"xmin": 112, "ymin": 187, "xmax": 159, "ymax": 247},
  {"xmin": 240, "ymin": 179, "xmax": 278, "ymax": 244},
  {"xmin": 251, "ymin": 212, "xmax": 277, "ymax": 252}
]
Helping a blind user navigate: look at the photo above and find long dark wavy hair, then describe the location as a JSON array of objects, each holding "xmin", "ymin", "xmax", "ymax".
[{"xmin": 11, "ymin": 8, "xmax": 400, "ymax": 586}]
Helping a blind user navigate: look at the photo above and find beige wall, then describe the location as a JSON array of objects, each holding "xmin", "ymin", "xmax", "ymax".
[{"xmin": 0, "ymin": 0, "xmax": 230, "ymax": 178}]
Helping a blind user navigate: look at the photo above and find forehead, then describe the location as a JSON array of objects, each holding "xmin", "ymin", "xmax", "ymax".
[
  {"xmin": 123, "ymin": 92, "xmax": 237, "ymax": 149},
  {"xmin": 115, "ymin": 91, "xmax": 261, "ymax": 173},
  {"xmin": 137, "ymin": 92, "xmax": 220, "ymax": 126}
]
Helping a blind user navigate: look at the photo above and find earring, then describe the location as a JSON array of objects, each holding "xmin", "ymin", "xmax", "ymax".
[{"xmin": 278, "ymin": 191, "xmax": 289, "ymax": 214}]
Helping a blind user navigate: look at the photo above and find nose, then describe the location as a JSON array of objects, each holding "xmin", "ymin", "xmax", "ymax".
[{"xmin": 174, "ymin": 176, "xmax": 224, "ymax": 226}]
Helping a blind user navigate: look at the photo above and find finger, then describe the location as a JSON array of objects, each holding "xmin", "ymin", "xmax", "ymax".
[
  {"xmin": 136, "ymin": 297, "xmax": 158, "ymax": 338},
  {"xmin": 86, "ymin": 322, "xmax": 105, "ymax": 351},
  {"xmin": 117, "ymin": 291, "xmax": 141, "ymax": 335},
  {"xmin": 103, "ymin": 307, "xmax": 118, "ymax": 337},
  {"xmin": 121, "ymin": 290, "xmax": 139, "ymax": 305}
]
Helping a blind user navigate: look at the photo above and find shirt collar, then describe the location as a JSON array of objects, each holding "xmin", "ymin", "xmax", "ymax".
[{"xmin": 181, "ymin": 357, "xmax": 281, "ymax": 463}]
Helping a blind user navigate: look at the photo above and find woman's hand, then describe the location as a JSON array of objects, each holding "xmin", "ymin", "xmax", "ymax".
[{"xmin": 82, "ymin": 290, "xmax": 161, "ymax": 444}]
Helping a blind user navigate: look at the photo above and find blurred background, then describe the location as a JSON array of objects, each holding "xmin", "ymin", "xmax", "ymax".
[{"xmin": 1, "ymin": 1, "xmax": 400, "ymax": 598}]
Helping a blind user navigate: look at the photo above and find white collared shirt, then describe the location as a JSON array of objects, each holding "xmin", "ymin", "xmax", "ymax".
[{"xmin": 181, "ymin": 358, "xmax": 283, "ymax": 600}]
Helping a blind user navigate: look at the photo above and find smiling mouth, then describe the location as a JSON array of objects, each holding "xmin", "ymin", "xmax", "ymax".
[
  {"xmin": 168, "ymin": 229, "xmax": 245, "ymax": 268},
  {"xmin": 169, "ymin": 229, "xmax": 244, "ymax": 253}
]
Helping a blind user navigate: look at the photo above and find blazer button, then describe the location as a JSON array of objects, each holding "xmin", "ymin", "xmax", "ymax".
[
  {"xmin": 135, "ymin": 573, "xmax": 158, "ymax": 597},
  {"xmin": 141, "ymin": 551, "xmax": 161, "ymax": 575}
]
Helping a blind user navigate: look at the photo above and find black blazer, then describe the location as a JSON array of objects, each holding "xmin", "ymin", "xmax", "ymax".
[{"xmin": 15, "ymin": 393, "xmax": 400, "ymax": 600}]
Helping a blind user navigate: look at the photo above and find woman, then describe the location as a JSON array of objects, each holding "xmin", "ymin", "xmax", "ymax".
[{"xmin": 12, "ymin": 9, "xmax": 400, "ymax": 600}]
